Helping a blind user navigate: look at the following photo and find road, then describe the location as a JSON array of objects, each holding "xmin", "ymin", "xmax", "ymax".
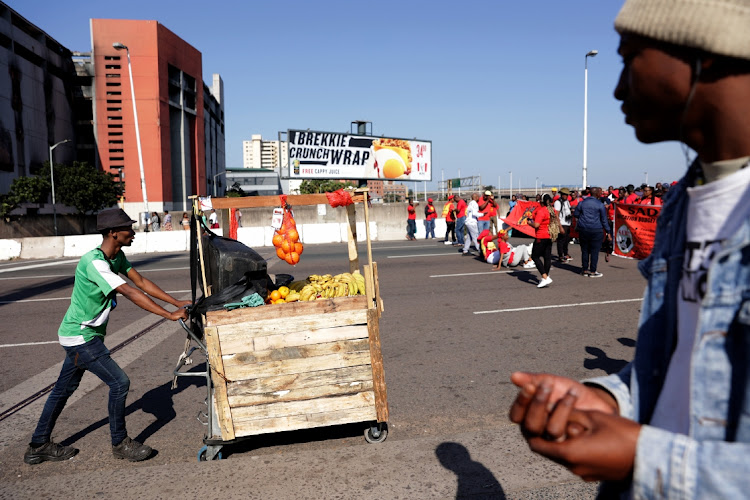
[{"xmin": 0, "ymin": 237, "xmax": 645, "ymax": 499}]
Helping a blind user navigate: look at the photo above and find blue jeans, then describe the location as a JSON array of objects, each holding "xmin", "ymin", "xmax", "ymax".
[
  {"xmin": 406, "ymin": 219, "xmax": 417, "ymax": 239},
  {"xmin": 579, "ymin": 229, "xmax": 604, "ymax": 273},
  {"xmin": 424, "ymin": 219, "xmax": 435, "ymax": 238},
  {"xmin": 32, "ymin": 337, "xmax": 130, "ymax": 445},
  {"xmin": 477, "ymin": 220, "xmax": 490, "ymax": 234},
  {"xmin": 455, "ymin": 216, "xmax": 466, "ymax": 245}
]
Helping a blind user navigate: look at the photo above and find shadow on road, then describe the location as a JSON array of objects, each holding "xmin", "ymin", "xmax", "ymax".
[
  {"xmin": 583, "ymin": 337, "xmax": 636, "ymax": 375},
  {"xmin": 61, "ymin": 367, "xmax": 205, "ymax": 446},
  {"xmin": 436, "ymin": 442, "xmax": 505, "ymax": 499}
]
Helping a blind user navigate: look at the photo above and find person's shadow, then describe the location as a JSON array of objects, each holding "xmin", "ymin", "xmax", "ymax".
[
  {"xmin": 584, "ymin": 338, "xmax": 636, "ymax": 375},
  {"xmin": 61, "ymin": 366, "xmax": 205, "ymax": 447},
  {"xmin": 436, "ymin": 442, "xmax": 506, "ymax": 499}
]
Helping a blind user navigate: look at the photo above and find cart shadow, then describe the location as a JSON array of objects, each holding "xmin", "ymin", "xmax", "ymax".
[
  {"xmin": 436, "ymin": 442, "xmax": 506, "ymax": 499},
  {"xmin": 61, "ymin": 368, "xmax": 205, "ymax": 447},
  {"xmin": 222, "ymin": 421, "xmax": 367, "ymax": 458}
]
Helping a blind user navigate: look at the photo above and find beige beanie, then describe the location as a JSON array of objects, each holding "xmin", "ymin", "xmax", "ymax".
[{"xmin": 615, "ymin": 0, "xmax": 750, "ymax": 61}]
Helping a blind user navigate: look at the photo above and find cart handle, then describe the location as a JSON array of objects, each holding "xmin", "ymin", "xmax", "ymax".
[{"xmin": 179, "ymin": 318, "xmax": 206, "ymax": 352}]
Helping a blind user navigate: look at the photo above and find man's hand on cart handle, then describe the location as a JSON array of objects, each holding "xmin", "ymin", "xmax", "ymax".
[{"xmin": 169, "ymin": 308, "xmax": 189, "ymax": 321}]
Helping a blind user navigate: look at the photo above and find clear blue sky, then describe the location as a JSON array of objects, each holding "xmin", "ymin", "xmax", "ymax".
[{"xmin": 13, "ymin": 0, "xmax": 692, "ymax": 191}]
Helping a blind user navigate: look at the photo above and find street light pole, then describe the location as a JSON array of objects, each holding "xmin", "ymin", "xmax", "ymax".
[
  {"xmin": 644, "ymin": 171, "xmax": 648, "ymax": 185},
  {"xmin": 582, "ymin": 49, "xmax": 598, "ymax": 190},
  {"xmin": 509, "ymin": 171, "xmax": 512, "ymax": 198},
  {"xmin": 213, "ymin": 171, "xmax": 226, "ymax": 197},
  {"xmin": 113, "ymin": 42, "xmax": 148, "ymax": 224},
  {"xmin": 49, "ymin": 139, "xmax": 70, "ymax": 236}
]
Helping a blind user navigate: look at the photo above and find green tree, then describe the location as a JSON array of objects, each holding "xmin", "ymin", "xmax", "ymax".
[
  {"xmin": 226, "ymin": 182, "xmax": 246, "ymax": 198},
  {"xmin": 52, "ymin": 162, "xmax": 122, "ymax": 216},
  {"xmin": 0, "ymin": 174, "xmax": 51, "ymax": 218},
  {"xmin": 299, "ymin": 179, "xmax": 356, "ymax": 194}
]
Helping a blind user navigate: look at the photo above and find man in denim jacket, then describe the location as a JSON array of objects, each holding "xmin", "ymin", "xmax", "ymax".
[{"xmin": 508, "ymin": 0, "xmax": 750, "ymax": 497}]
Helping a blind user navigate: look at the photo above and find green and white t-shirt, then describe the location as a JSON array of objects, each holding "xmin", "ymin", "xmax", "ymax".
[{"xmin": 58, "ymin": 248, "xmax": 132, "ymax": 346}]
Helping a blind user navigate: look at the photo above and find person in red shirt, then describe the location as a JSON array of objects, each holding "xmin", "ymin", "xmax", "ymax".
[
  {"xmin": 477, "ymin": 191, "xmax": 496, "ymax": 234},
  {"xmin": 443, "ymin": 195, "xmax": 457, "ymax": 245},
  {"xmin": 624, "ymin": 184, "xmax": 639, "ymax": 204},
  {"xmin": 527, "ymin": 194, "xmax": 556, "ymax": 288},
  {"xmin": 637, "ymin": 185, "xmax": 662, "ymax": 206},
  {"xmin": 406, "ymin": 198, "xmax": 418, "ymax": 240},
  {"xmin": 454, "ymin": 196, "xmax": 468, "ymax": 247},
  {"xmin": 424, "ymin": 198, "xmax": 438, "ymax": 239},
  {"xmin": 481, "ymin": 229, "xmax": 534, "ymax": 269}
]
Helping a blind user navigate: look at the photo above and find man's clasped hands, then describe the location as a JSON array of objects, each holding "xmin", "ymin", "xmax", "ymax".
[{"xmin": 509, "ymin": 372, "xmax": 641, "ymax": 482}]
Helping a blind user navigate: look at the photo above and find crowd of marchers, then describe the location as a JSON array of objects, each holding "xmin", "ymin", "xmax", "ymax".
[{"xmin": 406, "ymin": 181, "xmax": 673, "ymax": 289}]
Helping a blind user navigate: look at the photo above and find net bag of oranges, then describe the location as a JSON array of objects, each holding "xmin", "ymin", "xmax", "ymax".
[{"xmin": 272, "ymin": 195, "xmax": 303, "ymax": 265}]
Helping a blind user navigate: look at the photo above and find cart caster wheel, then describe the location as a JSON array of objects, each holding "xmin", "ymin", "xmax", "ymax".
[
  {"xmin": 364, "ymin": 422, "xmax": 388, "ymax": 444},
  {"xmin": 198, "ymin": 445, "xmax": 223, "ymax": 461}
]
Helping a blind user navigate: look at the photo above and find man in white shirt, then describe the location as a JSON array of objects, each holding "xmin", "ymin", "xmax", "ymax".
[
  {"xmin": 553, "ymin": 188, "xmax": 572, "ymax": 262},
  {"xmin": 461, "ymin": 193, "xmax": 482, "ymax": 256}
]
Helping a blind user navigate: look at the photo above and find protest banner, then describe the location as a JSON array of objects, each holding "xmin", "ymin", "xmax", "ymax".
[
  {"xmin": 613, "ymin": 203, "xmax": 661, "ymax": 259},
  {"xmin": 501, "ymin": 200, "xmax": 540, "ymax": 237}
]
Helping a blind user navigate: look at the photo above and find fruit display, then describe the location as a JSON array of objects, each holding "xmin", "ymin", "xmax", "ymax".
[
  {"xmin": 273, "ymin": 203, "xmax": 303, "ymax": 265},
  {"xmin": 283, "ymin": 271, "xmax": 366, "ymax": 302}
]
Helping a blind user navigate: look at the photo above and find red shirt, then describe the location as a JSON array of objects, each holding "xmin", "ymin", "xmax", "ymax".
[
  {"xmin": 625, "ymin": 193, "xmax": 639, "ymax": 204},
  {"xmin": 425, "ymin": 204, "xmax": 437, "ymax": 220},
  {"xmin": 444, "ymin": 202, "xmax": 456, "ymax": 222},
  {"xmin": 407, "ymin": 204, "xmax": 416, "ymax": 220},
  {"xmin": 570, "ymin": 197, "xmax": 581, "ymax": 208},
  {"xmin": 532, "ymin": 206, "xmax": 551, "ymax": 239},
  {"xmin": 455, "ymin": 199, "xmax": 467, "ymax": 218},
  {"xmin": 478, "ymin": 196, "xmax": 493, "ymax": 221},
  {"xmin": 638, "ymin": 197, "xmax": 662, "ymax": 206}
]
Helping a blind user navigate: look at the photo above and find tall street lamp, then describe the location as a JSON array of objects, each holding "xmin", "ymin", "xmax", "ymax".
[
  {"xmin": 509, "ymin": 171, "xmax": 512, "ymax": 198},
  {"xmin": 582, "ymin": 49, "xmax": 598, "ymax": 190},
  {"xmin": 113, "ymin": 42, "xmax": 148, "ymax": 224},
  {"xmin": 213, "ymin": 171, "xmax": 226, "ymax": 197},
  {"xmin": 49, "ymin": 139, "xmax": 70, "ymax": 236}
]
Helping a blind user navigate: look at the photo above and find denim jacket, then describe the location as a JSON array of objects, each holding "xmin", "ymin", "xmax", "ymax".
[{"xmin": 586, "ymin": 161, "xmax": 750, "ymax": 499}]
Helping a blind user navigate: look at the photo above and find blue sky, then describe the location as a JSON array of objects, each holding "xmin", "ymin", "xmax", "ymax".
[{"xmin": 13, "ymin": 0, "xmax": 692, "ymax": 191}]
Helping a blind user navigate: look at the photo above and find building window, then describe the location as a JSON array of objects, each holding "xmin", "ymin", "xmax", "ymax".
[
  {"xmin": 105, "ymin": 64, "xmax": 121, "ymax": 70},
  {"xmin": 107, "ymin": 107, "xmax": 122, "ymax": 112},
  {"xmin": 106, "ymin": 99, "xmax": 121, "ymax": 104},
  {"xmin": 106, "ymin": 91, "xmax": 122, "ymax": 96},
  {"xmin": 105, "ymin": 82, "xmax": 121, "ymax": 87},
  {"xmin": 104, "ymin": 56, "xmax": 121, "ymax": 61},
  {"xmin": 107, "ymin": 124, "xmax": 123, "ymax": 129},
  {"xmin": 108, "ymin": 131, "xmax": 123, "ymax": 136},
  {"xmin": 109, "ymin": 140, "xmax": 123, "ymax": 144}
]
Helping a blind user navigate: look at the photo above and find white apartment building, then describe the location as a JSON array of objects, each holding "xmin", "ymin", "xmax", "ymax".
[{"xmin": 242, "ymin": 134, "xmax": 301, "ymax": 194}]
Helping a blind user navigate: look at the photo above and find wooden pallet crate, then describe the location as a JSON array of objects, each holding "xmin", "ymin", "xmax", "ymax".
[{"xmin": 197, "ymin": 190, "xmax": 388, "ymax": 442}]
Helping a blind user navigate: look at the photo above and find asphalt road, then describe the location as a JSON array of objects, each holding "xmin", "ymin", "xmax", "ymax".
[{"xmin": 0, "ymin": 237, "xmax": 645, "ymax": 499}]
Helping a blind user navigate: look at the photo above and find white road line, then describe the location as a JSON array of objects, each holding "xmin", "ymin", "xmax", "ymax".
[
  {"xmin": 0, "ymin": 290, "xmax": 191, "ymax": 305},
  {"xmin": 0, "ymin": 259, "xmax": 79, "ymax": 274},
  {"xmin": 474, "ymin": 298, "xmax": 642, "ymax": 315},
  {"xmin": 374, "ymin": 245, "xmax": 443, "ymax": 250},
  {"xmin": 0, "ymin": 266, "xmax": 191, "ymax": 281},
  {"xmin": 431, "ymin": 271, "xmax": 512, "ymax": 277},
  {"xmin": 0, "ymin": 341, "xmax": 59, "ymax": 348},
  {"xmin": 387, "ymin": 253, "xmax": 460, "ymax": 258}
]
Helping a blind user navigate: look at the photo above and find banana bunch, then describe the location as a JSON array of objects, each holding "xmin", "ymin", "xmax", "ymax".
[
  {"xmin": 285, "ymin": 292, "xmax": 301, "ymax": 302},
  {"xmin": 288, "ymin": 280, "xmax": 310, "ymax": 292},
  {"xmin": 297, "ymin": 272, "xmax": 367, "ymax": 301}
]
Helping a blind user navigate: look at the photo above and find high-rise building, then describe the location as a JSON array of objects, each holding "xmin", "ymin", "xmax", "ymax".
[
  {"xmin": 241, "ymin": 134, "xmax": 300, "ymax": 194},
  {"xmin": 91, "ymin": 18, "xmax": 224, "ymax": 215}
]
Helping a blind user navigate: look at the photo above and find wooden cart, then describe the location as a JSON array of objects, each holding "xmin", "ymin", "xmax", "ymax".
[{"xmin": 177, "ymin": 190, "xmax": 388, "ymax": 461}]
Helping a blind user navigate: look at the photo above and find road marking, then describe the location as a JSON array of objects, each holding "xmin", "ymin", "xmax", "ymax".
[
  {"xmin": 431, "ymin": 271, "xmax": 512, "ymax": 277},
  {"xmin": 0, "ymin": 290, "xmax": 191, "ymax": 305},
  {"xmin": 374, "ymin": 245, "xmax": 443, "ymax": 250},
  {"xmin": 474, "ymin": 298, "xmax": 642, "ymax": 315},
  {"xmin": 0, "ymin": 341, "xmax": 59, "ymax": 348},
  {"xmin": 0, "ymin": 259, "xmax": 79, "ymax": 273},
  {"xmin": 387, "ymin": 253, "xmax": 461, "ymax": 259},
  {"xmin": 0, "ymin": 266, "xmax": 191, "ymax": 281}
]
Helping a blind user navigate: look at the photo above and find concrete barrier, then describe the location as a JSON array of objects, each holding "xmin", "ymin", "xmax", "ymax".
[{"xmin": 0, "ymin": 200, "xmax": 508, "ymax": 261}]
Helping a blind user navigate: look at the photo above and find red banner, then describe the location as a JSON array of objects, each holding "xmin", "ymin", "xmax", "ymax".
[
  {"xmin": 501, "ymin": 200, "xmax": 540, "ymax": 237},
  {"xmin": 613, "ymin": 203, "xmax": 661, "ymax": 259}
]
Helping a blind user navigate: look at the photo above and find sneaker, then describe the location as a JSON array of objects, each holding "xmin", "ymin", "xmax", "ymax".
[
  {"xmin": 24, "ymin": 440, "xmax": 78, "ymax": 465},
  {"xmin": 582, "ymin": 271, "xmax": 591, "ymax": 277},
  {"xmin": 564, "ymin": 255, "xmax": 573, "ymax": 262},
  {"xmin": 590, "ymin": 272, "xmax": 603, "ymax": 278},
  {"xmin": 536, "ymin": 277, "xmax": 553, "ymax": 288},
  {"xmin": 522, "ymin": 262, "xmax": 536, "ymax": 269},
  {"xmin": 462, "ymin": 251, "xmax": 473, "ymax": 256},
  {"xmin": 112, "ymin": 437, "xmax": 153, "ymax": 462},
  {"xmin": 444, "ymin": 241, "xmax": 452, "ymax": 245}
]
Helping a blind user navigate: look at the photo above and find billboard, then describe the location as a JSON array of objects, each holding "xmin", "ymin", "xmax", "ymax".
[{"xmin": 285, "ymin": 129, "xmax": 432, "ymax": 181}]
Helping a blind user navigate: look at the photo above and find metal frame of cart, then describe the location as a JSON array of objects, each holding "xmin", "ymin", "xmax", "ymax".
[{"xmin": 174, "ymin": 189, "xmax": 388, "ymax": 461}]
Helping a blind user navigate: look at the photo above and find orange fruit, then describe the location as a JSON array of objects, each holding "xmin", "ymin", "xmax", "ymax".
[
  {"xmin": 272, "ymin": 233, "xmax": 283, "ymax": 248},
  {"xmin": 270, "ymin": 290, "xmax": 281, "ymax": 301},
  {"xmin": 276, "ymin": 247, "xmax": 286, "ymax": 260},
  {"xmin": 273, "ymin": 298, "xmax": 285, "ymax": 305},
  {"xmin": 278, "ymin": 286, "xmax": 289, "ymax": 299},
  {"xmin": 281, "ymin": 238, "xmax": 292, "ymax": 254},
  {"xmin": 294, "ymin": 242, "xmax": 303, "ymax": 255},
  {"xmin": 286, "ymin": 251, "xmax": 300, "ymax": 265},
  {"xmin": 287, "ymin": 229, "xmax": 299, "ymax": 243}
]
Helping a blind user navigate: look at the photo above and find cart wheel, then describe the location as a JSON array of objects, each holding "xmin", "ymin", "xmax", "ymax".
[
  {"xmin": 197, "ymin": 445, "xmax": 223, "ymax": 461},
  {"xmin": 364, "ymin": 422, "xmax": 388, "ymax": 444}
]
